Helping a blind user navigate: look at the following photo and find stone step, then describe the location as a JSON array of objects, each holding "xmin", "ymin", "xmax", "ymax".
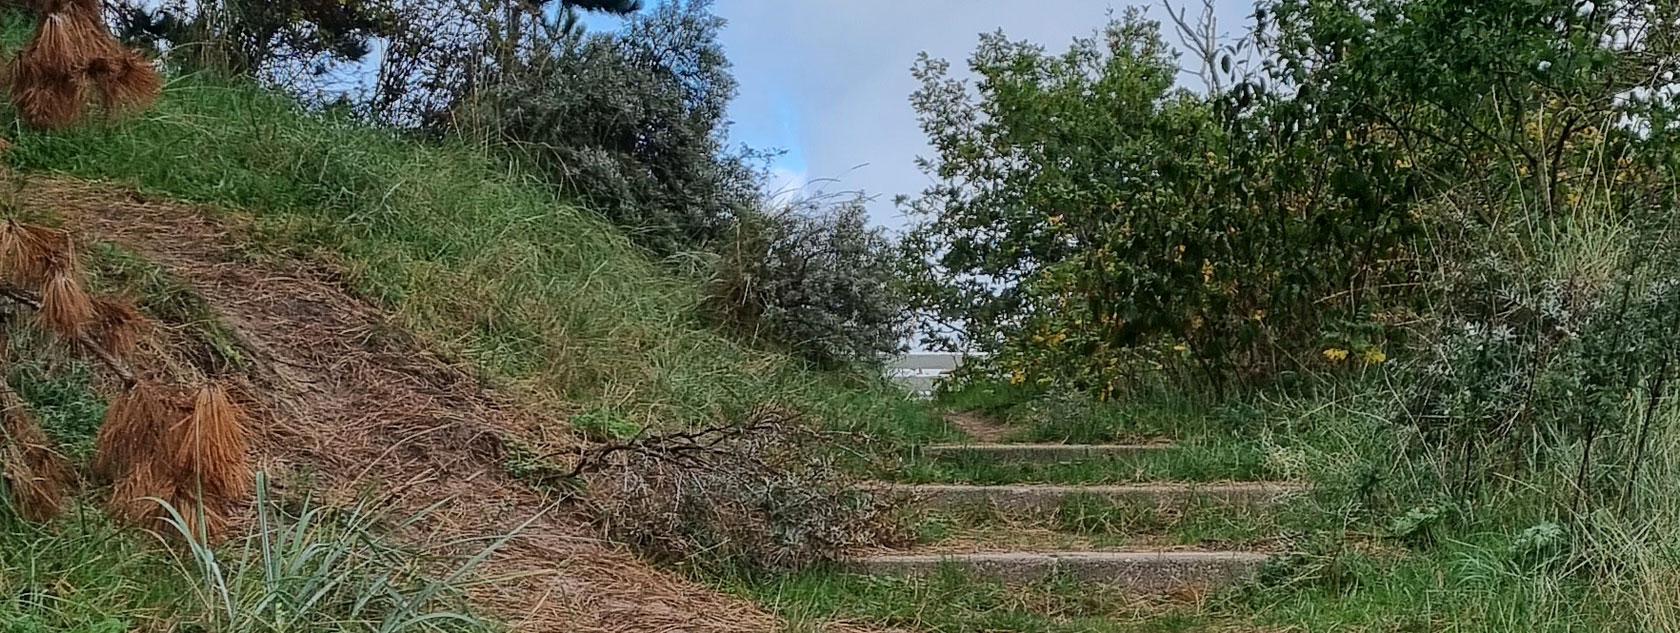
[
  {"xmin": 885, "ymin": 482, "xmax": 1304, "ymax": 514},
  {"xmin": 851, "ymin": 550, "xmax": 1271, "ymax": 590},
  {"xmin": 920, "ymin": 443, "xmax": 1173, "ymax": 462}
]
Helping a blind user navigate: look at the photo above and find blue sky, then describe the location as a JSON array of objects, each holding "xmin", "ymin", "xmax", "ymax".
[{"xmin": 593, "ymin": 1, "xmax": 1258, "ymax": 230}]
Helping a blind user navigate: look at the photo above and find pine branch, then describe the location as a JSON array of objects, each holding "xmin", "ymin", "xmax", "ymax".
[{"xmin": 0, "ymin": 284, "xmax": 136, "ymax": 386}]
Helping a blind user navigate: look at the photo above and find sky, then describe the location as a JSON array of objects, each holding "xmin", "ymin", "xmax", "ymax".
[
  {"xmin": 590, "ymin": 1, "xmax": 1258, "ymax": 230},
  {"xmin": 715, "ymin": 0, "xmax": 1257, "ymax": 231}
]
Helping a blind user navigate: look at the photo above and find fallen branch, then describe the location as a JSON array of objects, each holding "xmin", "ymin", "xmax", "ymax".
[
  {"xmin": 0, "ymin": 284, "xmax": 136, "ymax": 385},
  {"xmin": 557, "ymin": 409, "xmax": 796, "ymax": 478}
]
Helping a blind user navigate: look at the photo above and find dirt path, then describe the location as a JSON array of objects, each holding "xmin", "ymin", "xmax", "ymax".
[
  {"xmin": 945, "ymin": 411, "xmax": 1015, "ymax": 443},
  {"xmin": 32, "ymin": 178, "xmax": 799, "ymax": 633}
]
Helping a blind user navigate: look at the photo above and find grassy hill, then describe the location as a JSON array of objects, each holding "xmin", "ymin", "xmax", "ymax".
[
  {"xmin": 6, "ymin": 75, "xmax": 938, "ymax": 443},
  {"xmin": 0, "ymin": 73, "xmax": 945, "ymax": 632}
]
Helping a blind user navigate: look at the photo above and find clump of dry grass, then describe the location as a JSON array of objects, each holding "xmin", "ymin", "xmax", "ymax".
[
  {"xmin": 86, "ymin": 50, "xmax": 160, "ymax": 114},
  {"xmin": 90, "ymin": 297, "xmax": 143, "ymax": 354},
  {"xmin": 173, "ymin": 383, "xmax": 251, "ymax": 506},
  {"xmin": 7, "ymin": 0, "xmax": 162, "ymax": 129},
  {"xmin": 102, "ymin": 382, "xmax": 251, "ymax": 541},
  {"xmin": 0, "ymin": 386, "xmax": 70, "ymax": 521},
  {"xmin": 0, "ymin": 220, "xmax": 71, "ymax": 285},
  {"xmin": 39, "ymin": 266, "xmax": 94, "ymax": 339},
  {"xmin": 92, "ymin": 380, "xmax": 167, "ymax": 482}
]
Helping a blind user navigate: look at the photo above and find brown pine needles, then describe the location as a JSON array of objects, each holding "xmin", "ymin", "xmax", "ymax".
[
  {"xmin": 90, "ymin": 297, "xmax": 143, "ymax": 355},
  {"xmin": 92, "ymin": 380, "xmax": 167, "ymax": 482},
  {"xmin": 104, "ymin": 383, "xmax": 252, "ymax": 540},
  {"xmin": 39, "ymin": 267, "xmax": 94, "ymax": 339},
  {"xmin": 173, "ymin": 384, "xmax": 251, "ymax": 504},
  {"xmin": 87, "ymin": 51, "xmax": 160, "ymax": 115},
  {"xmin": 0, "ymin": 220, "xmax": 71, "ymax": 286},
  {"xmin": 0, "ymin": 386, "xmax": 70, "ymax": 522},
  {"xmin": 7, "ymin": 1, "xmax": 162, "ymax": 129}
]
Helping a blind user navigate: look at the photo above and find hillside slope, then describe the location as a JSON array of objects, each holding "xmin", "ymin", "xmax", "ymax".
[
  {"xmin": 26, "ymin": 175, "xmax": 799, "ymax": 632},
  {"xmin": 7, "ymin": 76, "xmax": 938, "ymax": 445}
]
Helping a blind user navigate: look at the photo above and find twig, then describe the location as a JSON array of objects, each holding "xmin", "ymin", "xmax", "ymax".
[
  {"xmin": 0, "ymin": 285, "xmax": 136, "ymax": 386},
  {"xmin": 555, "ymin": 413, "xmax": 793, "ymax": 478}
]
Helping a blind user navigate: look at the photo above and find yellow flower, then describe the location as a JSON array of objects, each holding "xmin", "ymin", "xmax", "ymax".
[
  {"xmin": 1323, "ymin": 348, "xmax": 1349, "ymax": 363},
  {"xmin": 1362, "ymin": 348, "xmax": 1388, "ymax": 365},
  {"xmin": 1251, "ymin": 309, "xmax": 1267, "ymax": 321},
  {"xmin": 1172, "ymin": 343, "xmax": 1189, "ymax": 353},
  {"xmin": 1049, "ymin": 214, "xmax": 1065, "ymax": 226},
  {"xmin": 1202, "ymin": 260, "xmax": 1215, "ymax": 284},
  {"xmin": 1010, "ymin": 369, "xmax": 1026, "ymax": 385}
]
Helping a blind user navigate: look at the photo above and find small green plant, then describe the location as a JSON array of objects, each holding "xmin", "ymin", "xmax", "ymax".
[{"xmin": 159, "ymin": 472, "xmax": 503, "ymax": 633}]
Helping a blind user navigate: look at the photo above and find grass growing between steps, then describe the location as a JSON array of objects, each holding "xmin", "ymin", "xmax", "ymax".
[
  {"xmin": 751, "ymin": 375, "xmax": 1680, "ymax": 632},
  {"xmin": 2, "ymin": 72, "xmax": 941, "ymax": 446},
  {"xmin": 910, "ymin": 497, "xmax": 1291, "ymax": 551},
  {"xmin": 722, "ymin": 566, "xmax": 1213, "ymax": 633},
  {"xmin": 726, "ymin": 539, "xmax": 1634, "ymax": 633},
  {"xmin": 897, "ymin": 442, "xmax": 1272, "ymax": 485}
]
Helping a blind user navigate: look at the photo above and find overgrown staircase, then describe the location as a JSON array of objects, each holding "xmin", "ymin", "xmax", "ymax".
[{"xmin": 852, "ymin": 419, "xmax": 1302, "ymax": 592}]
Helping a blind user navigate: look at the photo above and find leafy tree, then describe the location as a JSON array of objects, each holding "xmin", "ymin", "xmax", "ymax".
[
  {"xmin": 904, "ymin": 9, "xmax": 1419, "ymax": 389},
  {"xmin": 112, "ymin": 0, "xmax": 398, "ymax": 79},
  {"xmin": 709, "ymin": 197, "xmax": 910, "ymax": 368},
  {"xmin": 477, "ymin": 0, "xmax": 762, "ymax": 255}
]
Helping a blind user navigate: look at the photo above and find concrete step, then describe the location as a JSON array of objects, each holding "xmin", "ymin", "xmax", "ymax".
[
  {"xmin": 885, "ymin": 482, "xmax": 1304, "ymax": 514},
  {"xmin": 921, "ymin": 443, "xmax": 1173, "ymax": 462},
  {"xmin": 851, "ymin": 550, "xmax": 1270, "ymax": 590}
]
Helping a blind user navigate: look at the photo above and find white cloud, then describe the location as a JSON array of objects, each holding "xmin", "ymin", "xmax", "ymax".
[{"xmin": 715, "ymin": 0, "xmax": 1258, "ymax": 230}]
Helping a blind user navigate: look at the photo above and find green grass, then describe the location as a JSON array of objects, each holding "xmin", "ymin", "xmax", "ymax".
[
  {"xmin": 936, "ymin": 379, "xmax": 1245, "ymax": 444},
  {"xmin": 910, "ymin": 497, "xmax": 1289, "ymax": 550},
  {"xmin": 4, "ymin": 74, "xmax": 941, "ymax": 446},
  {"xmin": 723, "ymin": 566, "xmax": 1212, "ymax": 633},
  {"xmin": 722, "ymin": 537, "xmax": 1633, "ymax": 633},
  {"xmin": 896, "ymin": 442, "xmax": 1272, "ymax": 485}
]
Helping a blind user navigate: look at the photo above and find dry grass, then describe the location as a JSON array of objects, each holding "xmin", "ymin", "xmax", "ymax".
[
  {"xmin": 89, "ymin": 296, "xmax": 143, "ymax": 354},
  {"xmin": 172, "ymin": 383, "xmax": 250, "ymax": 506},
  {"xmin": 87, "ymin": 51, "xmax": 160, "ymax": 115},
  {"xmin": 92, "ymin": 380, "xmax": 168, "ymax": 482},
  {"xmin": 1, "ymin": 219, "xmax": 70, "ymax": 285},
  {"xmin": 8, "ymin": 3, "xmax": 160, "ymax": 129},
  {"xmin": 0, "ymin": 383, "xmax": 69, "ymax": 521},
  {"xmin": 38, "ymin": 266, "xmax": 93, "ymax": 338}
]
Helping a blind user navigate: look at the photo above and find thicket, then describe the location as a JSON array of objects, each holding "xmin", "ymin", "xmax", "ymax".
[
  {"xmin": 907, "ymin": 1, "xmax": 1679, "ymax": 392},
  {"xmin": 909, "ymin": 2, "xmax": 1680, "ymax": 621},
  {"xmin": 101, "ymin": 0, "xmax": 910, "ymax": 368}
]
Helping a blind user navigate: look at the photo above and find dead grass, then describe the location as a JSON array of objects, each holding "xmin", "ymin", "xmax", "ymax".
[
  {"xmin": 7, "ymin": 3, "xmax": 160, "ymax": 129},
  {"xmin": 0, "ymin": 381, "xmax": 69, "ymax": 521},
  {"xmin": 26, "ymin": 175, "xmax": 829, "ymax": 633}
]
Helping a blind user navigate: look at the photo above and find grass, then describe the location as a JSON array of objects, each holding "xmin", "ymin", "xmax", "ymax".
[
  {"xmin": 936, "ymin": 379, "xmax": 1243, "ymax": 444},
  {"xmin": 909, "ymin": 497, "xmax": 1290, "ymax": 550},
  {"xmin": 3, "ymin": 72, "xmax": 941, "ymax": 447},
  {"xmin": 741, "ymin": 374, "xmax": 1680, "ymax": 632},
  {"xmin": 896, "ymin": 442, "xmax": 1273, "ymax": 485},
  {"xmin": 0, "ymin": 240, "xmax": 499, "ymax": 633},
  {"xmin": 722, "ymin": 566, "xmax": 1212, "ymax": 633}
]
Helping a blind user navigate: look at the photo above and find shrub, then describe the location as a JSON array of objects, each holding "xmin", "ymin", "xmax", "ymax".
[
  {"xmin": 707, "ymin": 197, "xmax": 910, "ymax": 368},
  {"xmin": 473, "ymin": 0, "xmax": 762, "ymax": 256},
  {"xmin": 582, "ymin": 409, "xmax": 907, "ymax": 571}
]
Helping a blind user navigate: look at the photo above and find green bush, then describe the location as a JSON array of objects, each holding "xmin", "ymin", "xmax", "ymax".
[
  {"xmin": 476, "ymin": 0, "xmax": 761, "ymax": 256},
  {"xmin": 707, "ymin": 197, "xmax": 910, "ymax": 368}
]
